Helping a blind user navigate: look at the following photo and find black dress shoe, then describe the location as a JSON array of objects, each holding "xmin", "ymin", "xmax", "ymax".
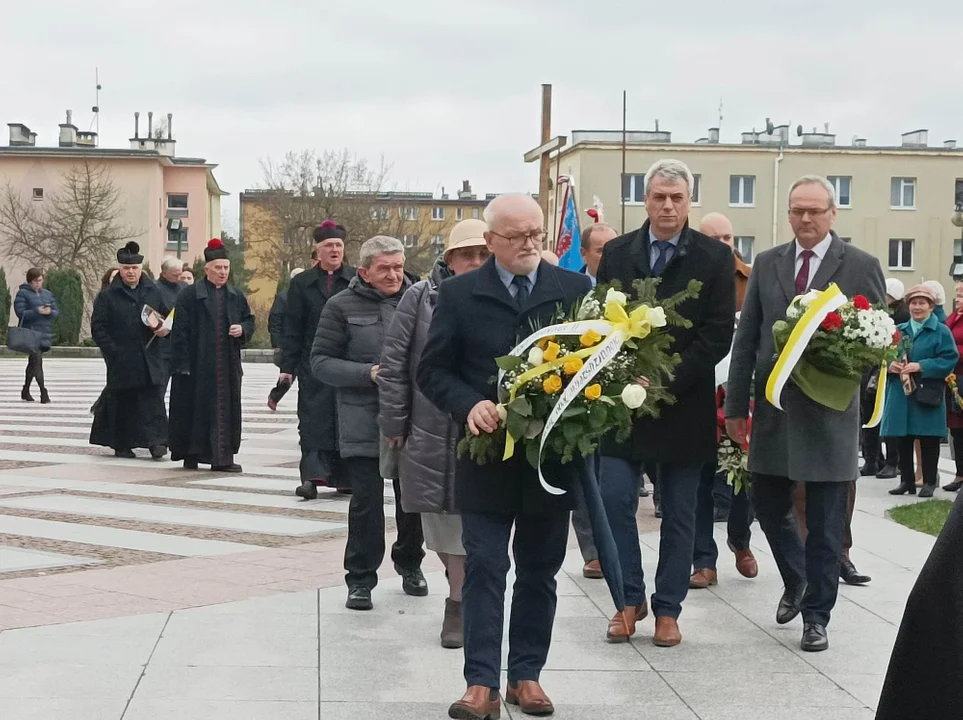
[
  {"xmin": 345, "ymin": 586, "xmax": 373, "ymax": 611},
  {"xmin": 859, "ymin": 462, "xmax": 879, "ymax": 477},
  {"xmin": 396, "ymin": 564, "xmax": 429, "ymax": 597},
  {"xmin": 875, "ymin": 465, "xmax": 898, "ymax": 479},
  {"xmin": 943, "ymin": 478, "xmax": 963, "ymax": 492},
  {"xmin": 295, "ymin": 481, "xmax": 318, "ymax": 500},
  {"xmin": 839, "ymin": 559, "xmax": 871, "ymax": 586},
  {"xmin": 918, "ymin": 484, "xmax": 936, "ymax": 498},
  {"xmin": 114, "ymin": 449, "xmax": 136, "ymax": 459},
  {"xmin": 801, "ymin": 622, "xmax": 829, "ymax": 652},
  {"xmin": 777, "ymin": 584, "xmax": 806, "ymax": 625},
  {"xmin": 212, "ymin": 463, "xmax": 243, "ymax": 473},
  {"xmin": 183, "ymin": 458, "xmax": 199, "ymax": 470},
  {"xmin": 654, "ymin": 503, "xmax": 663, "ymax": 519},
  {"xmin": 889, "ymin": 483, "xmax": 916, "ymax": 496},
  {"xmin": 149, "ymin": 445, "xmax": 168, "ymax": 460}
]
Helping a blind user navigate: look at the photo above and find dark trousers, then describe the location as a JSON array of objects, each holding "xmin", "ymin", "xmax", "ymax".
[
  {"xmin": 301, "ymin": 448, "xmax": 344, "ymax": 488},
  {"xmin": 898, "ymin": 436, "xmax": 941, "ymax": 487},
  {"xmin": 692, "ymin": 463, "xmax": 754, "ymax": 570},
  {"xmin": 342, "ymin": 458, "xmax": 424, "ymax": 590},
  {"xmin": 952, "ymin": 429, "xmax": 963, "ymax": 476},
  {"xmin": 754, "ymin": 474, "xmax": 849, "ymax": 627},
  {"xmin": 792, "ymin": 480, "xmax": 858, "ymax": 559},
  {"xmin": 24, "ymin": 351, "xmax": 45, "ymax": 389},
  {"xmin": 600, "ymin": 456, "xmax": 701, "ymax": 618},
  {"xmin": 461, "ymin": 509, "xmax": 569, "ymax": 689},
  {"xmin": 862, "ymin": 424, "xmax": 899, "ymax": 469},
  {"xmin": 571, "ymin": 452, "xmax": 600, "ymax": 563}
]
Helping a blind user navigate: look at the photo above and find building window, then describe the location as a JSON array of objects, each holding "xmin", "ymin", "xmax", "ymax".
[
  {"xmin": 734, "ymin": 236, "xmax": 754, "ymax": 263},
  {"xmin": 729, "ymin": 176, "xmax": 755, "ymax": 207},
  {"xmin": 166, "ymin": 227, "xmax": 188, "ymax": 252},
  {"xmin": 955, "ymin": 238, "xmax": 963, "ymax": 259},
  {"xmin": 32, "ymin": 187, "xmax": 43, "ymax": 201},
  {"xmin": 691, "ymin": 174, "xmax": 701, "ymax": 205},
  {"xmin": 431, "ymin": 235, "xmax": 445, "ymax": 253},
  {"xmin": 472, "ymin": 208, "xmax": 480, "ymax": 219},
  {"xmin": 166, "ymin": 193, "xmax": 189, "ymax": 218},
  {"xmin": 402, "ymin": 234, "xmax": 418, "ymax": 248},
  {"xmin": 955, "ymin": 178, "xmax": 963, "ymax": 207},
  {"xmin": 432, "ymin": 207, "xmax": 445, "ymax": 221},
  {"xmin": 888, "ymin": 239, "xmax": 914, "ymax": 270},
  {"xmin": 828, "ymin": 176, "xmax": 852, "ymax": 207},
  {"xmin": 456, "ymin": 207, "xmax": 464, "ymax": 221},
  {"xmin": 370, "ymin": 206, "xmax": 389, "ymax": 221},
  {"xmin": 402, "ymin": 207, "xmax": 419, "ymax": 221},
  {"xmin": 890, "ymin": 178, "xmax": 916, "ymax": 209},
  {"xmin": 622, "ymin": 174, "xmax": 645, "ymax": 204}
]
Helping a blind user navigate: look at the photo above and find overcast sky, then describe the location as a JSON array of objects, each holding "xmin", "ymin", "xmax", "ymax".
[{"xmin": 3, "ymin": 0, "xmax": 962, "ymax": 234}]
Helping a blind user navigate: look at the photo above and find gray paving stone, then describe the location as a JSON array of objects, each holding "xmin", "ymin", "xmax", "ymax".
[
  {"xmin": 0, "ymin": 698, "xmax": 129, "ymax": 720},
  {"xmin": 124, "ymin": 699, "xmax": 318, "ymax": 720},
  {"xmin": 316, "ymin": 703, "xmax": 464, "ymax": 720},
  {"xmin": 149, "ymin": 629, "xmax": 318, "ymax": 667},
  {"xmin": 174, "ymin": 591, "xmax": 317, "ymax": 617},
  {"xmin": 514, "ymin": 670, "xmax": 681, "ymax": 706},
  {"xmin": 0, "ymin": 630, "xmax": 158, "ymax": 665},
  {"xmin": 700, "ymin": 708, "xmax": 876, "ymax": 720},
  {"xmin": 134, "ymin": 666, "xmax": 318, "ymax": 702},
  {"xmin": 0, "ymin": 663, "xmax": 143, "ymax": 699},
  {"xmin": 0, "ymin": 545, "xmax": 101, "ymax": 572}
]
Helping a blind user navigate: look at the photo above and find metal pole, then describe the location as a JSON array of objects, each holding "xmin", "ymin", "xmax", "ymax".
[
  {"xmin": 538, "ymin": 84, "xmax": 552, "ymax": 221},
  {"xmin": 620, "ymin": 90, "xmax": 627, "ymax": 234},
  {"xmin": 551, "ymin": 155, "xmax": 561, "ymax": 252}
]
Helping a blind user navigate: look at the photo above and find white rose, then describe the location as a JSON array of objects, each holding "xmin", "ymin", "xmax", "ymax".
[
  {"xmin": 606, "ymin": 288, "xmax": 628, "ymax": 306},
  {"xmin": 495, "ymin": 403, "xmax": 508, "ymax": 422},
  {"xmin": 648, "ymin": 306, "xmax": 667, "ymax": 328},
  {"xmin": 527, "ymin": 347, "xmax": 544, "ymax": 366},
  {"xmin": 621, "ymin": 383, "xmax": 647, "ymax": 409}
]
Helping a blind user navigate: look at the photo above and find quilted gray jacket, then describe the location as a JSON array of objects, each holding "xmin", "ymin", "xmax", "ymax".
[{"xmin": 378, "ymin": 263, "xmax": 458, "ymax": 513}]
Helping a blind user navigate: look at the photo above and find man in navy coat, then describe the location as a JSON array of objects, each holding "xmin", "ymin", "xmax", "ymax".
[{"xmin": 418, "ymin": 194, "xmax": 591, "ymax": 720}]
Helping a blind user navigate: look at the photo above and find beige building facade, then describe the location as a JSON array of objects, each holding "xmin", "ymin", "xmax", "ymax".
[{"xmin": 551, "ymin": 127, "xmax": 963, "ymax": 285}]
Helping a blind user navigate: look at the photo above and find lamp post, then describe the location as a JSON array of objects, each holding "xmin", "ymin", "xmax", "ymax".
[{"xmin": 951, "ymin": 202, "xmax": 963, "ymax": 281}]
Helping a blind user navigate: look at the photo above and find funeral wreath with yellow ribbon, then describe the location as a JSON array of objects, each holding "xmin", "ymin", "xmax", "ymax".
[{"xmin": 457, "ymin": 278, "xmax": 701, "ymax": 494}]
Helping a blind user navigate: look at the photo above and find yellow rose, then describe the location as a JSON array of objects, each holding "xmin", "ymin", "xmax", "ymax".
[
  {"xmin": 543, "ymin": 341, "xmax": 561, "ymax": 362},
  {"xmin": 584, "ymin": 384, "xmax": 602, "ymax": 400},
  {"xmin": 563, "ymin": 356, "xmax": 584, "ymax": 376},
  {"xmin": 580, "ymin": 330, "xmax": 602, "ymax": 348},
  {"xmin": 542, "ymin": 375, "xmax": 563, "ymax": 394},
  {"xmin": 537, "ymin": 336, "xmax": 556, "ymax": 350}
]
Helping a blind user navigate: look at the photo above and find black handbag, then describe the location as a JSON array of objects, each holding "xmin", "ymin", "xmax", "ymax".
[
  {"xmin": 6, "ymin": 318, "xmax": 45, "ymax": 355},
  {"xmin": 911, "ymin": 376, "xmax": 945, "ymax": 408}
]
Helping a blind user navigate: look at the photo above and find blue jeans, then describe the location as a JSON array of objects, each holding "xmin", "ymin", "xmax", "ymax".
[
  {"xmin": 693, "ymin": 463, "xmax": 754, "ymax": 570},
  {"xmin": 599, "ymin": 456, "xmax": 703, "ymax": 618}
]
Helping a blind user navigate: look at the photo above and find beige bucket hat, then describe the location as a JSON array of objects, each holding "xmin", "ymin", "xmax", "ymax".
[{"xmin": 444, "ymin": 219, "xmax": 489, "ymax": 263}]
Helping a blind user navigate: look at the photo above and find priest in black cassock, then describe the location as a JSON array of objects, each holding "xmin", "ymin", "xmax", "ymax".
[
  {"xmin": 168, "ymin": 238, "xmax": 255, "ymax": 473},
  {"xmin": 90, "ymin": 241, "xmax": 171, "ymax": 459}
]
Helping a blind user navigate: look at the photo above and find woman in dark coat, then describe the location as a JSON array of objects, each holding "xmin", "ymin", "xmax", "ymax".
[
  {"xmin": 89, "ymin": 243, "xmax": 171, "ymax": 458},
  {"xmin": 378, "ymin": 220, "xmax": 490, "ymax": 648},
  {"xmin": 168, "ymin": 239, "xmax": 255, "ymax": 472},
  {"xmin": 13, "ymin": 267, "xmax": 59, "ymax": 403}
]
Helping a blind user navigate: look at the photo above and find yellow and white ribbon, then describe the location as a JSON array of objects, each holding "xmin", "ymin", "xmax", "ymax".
[
  {"xmin": 498, "ymin": 301, "xmax": 657, "ymax": 495},
  {"xmin": 863, "ymin": 362, "xmax": 886, "ymax": 429},
  {"xmin": 765, "ymin": 284, "xmax": 847, "ymax": 411}
]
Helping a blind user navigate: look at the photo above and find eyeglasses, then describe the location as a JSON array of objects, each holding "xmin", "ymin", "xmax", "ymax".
[
  {"xmin": 789, "ymin": 207, "xmax": 832, "ymax": 219},
  {"xmin": 489, "ymin": 229, "xmax": 545, "ymax": 249}
]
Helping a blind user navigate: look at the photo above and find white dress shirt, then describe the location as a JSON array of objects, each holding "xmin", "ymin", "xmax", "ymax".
[{"xmin": 794, "ymin": 234, "xmax": 833, "ymax": 291}]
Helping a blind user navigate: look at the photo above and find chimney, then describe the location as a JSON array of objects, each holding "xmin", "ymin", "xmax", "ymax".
[
  {"xmin": 901, "ymin": 129, "xmax": 928, "ymax": 148},
  {"xmin": 76, "ymin": 131, "xmax": 98, "ymax": 148},
  {"xmin": 654, "ymin": 119, "xmax": 660, "ymax": 132},
  {"xmin": 944, "ymin": 140, "xmax": 957, "ymax": 150},
  {"xmin": 854, "ymin": 138, "xmax": 867, "ymax": 148},
  {"xmin": 708, "ymin": 127, "xmax": 719, "ymax": 144},
  {"xmin": 148, "ymin": 111, "xmax": 154, "ymax": 139},
  {"xmin": 134, "ymin": 112, "xmax": 140, "ymax": 139},
  {"xmin": 7, "ymin": 123, "xmax": 36, "ymax": 147},
  {"xmin": 167, "ymin": 113, "xmax": 173, "ymax": 140},
  {"xmin": 58, "ymin": 109, "xmax": 78, "ymax": 147}
]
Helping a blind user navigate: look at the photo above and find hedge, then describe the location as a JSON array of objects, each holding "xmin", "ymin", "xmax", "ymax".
[{"xmin": 45, "ymin": 268, "xmax": 84, "ymax": 346}]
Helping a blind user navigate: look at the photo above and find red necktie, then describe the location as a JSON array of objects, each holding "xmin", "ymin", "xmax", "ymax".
[{"xmin": 795, "ymin": 250, "xmax": 814, "ymax": 295}]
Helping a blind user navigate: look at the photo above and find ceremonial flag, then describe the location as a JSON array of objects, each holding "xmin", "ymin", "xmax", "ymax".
[{"xmin": 556, "ymin": 182, "xmax": 582, "ymax": 271}]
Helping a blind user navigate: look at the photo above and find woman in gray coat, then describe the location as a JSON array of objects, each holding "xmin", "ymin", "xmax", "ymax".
[
  {"xmin": 14, "ymin": 268, "xmax": 60, "ymax": 403},
  {"xmin": 378, "ymin": 219, "xmax": 490, "ymax": 649}
]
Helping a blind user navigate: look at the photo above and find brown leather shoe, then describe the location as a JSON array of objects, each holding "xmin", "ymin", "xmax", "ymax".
[
  {"xmin": 449, "ymin": 686, "xmax": 501, "ymax": 720},
  {"xmin": 605, "ymin": 601, "xmax": 649, "ymax": 643},
  {"xmin": 506, "ymin": 680, "xmax": 554, "ymax": 716},
  {"xmin": 582, "ymin": 559, "xmax": 603, "ymax": 579},
  {"xmin": 653, "ymin": 616, "xmax": 682, "ymax": 647},
  {"xmin": 733, "ymin": 547, "xmax": 758, "ymax": 578},
  {"xmin": 688, "ymin": 568, "xmax": 718, "ymax": 589}
]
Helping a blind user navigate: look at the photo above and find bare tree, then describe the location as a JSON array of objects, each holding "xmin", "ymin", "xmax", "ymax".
[
  {"xmin": 246, "ymin": 149, "xmax": 442, "ymax": 282},
  {"xmin": 0, "ymin": 159, "xmax": 140, "ymax": 295}
]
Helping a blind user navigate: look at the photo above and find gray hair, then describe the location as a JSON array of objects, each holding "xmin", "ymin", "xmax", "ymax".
[
  {"xmin": 161, "ymin": 256, "xmax": 183, "ymax": 273},
  {"xmin": 644, "ymin": 159, "xmax": 694, "ymax": 196},
  {"xmin": 581, "ymin": 222, "xmax": 616, "ymax": 251},
  {"xmin": 482, "ymin": 192, "xmax": 540, "ymax": 228},
  {"xmin": 789, "ymin": 175, "xmax": 836, "ymax": 208},
  {"xmin": 359, "ymin": 235, "xmax": 405, "ymax": 269}
]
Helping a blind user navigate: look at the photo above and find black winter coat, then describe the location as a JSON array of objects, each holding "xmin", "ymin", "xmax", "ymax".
[
  {"xmin": 168, "ymin": 280, "xmax": 255, "ymax": 461},
  {"xmin": 310, "ymin": 274, "xmax": 411, "ymax": 459},
  {"xmin": 91, "ymin": 275, "xmax": 171, "ymax": 390},
  {"xmin": 417, "ymin": 257, "xmax": 592, "ymax": 515},
  {"xmin": 268, "ymin": 289, "xmax": 288, "ymax": 349},
  {"xmin": 282, "ymin": 264, "xmax": 356, "ymax": 452},
  {"xmin": 597, "ymin": 220, "xmax": 735, "ymax": 464}
]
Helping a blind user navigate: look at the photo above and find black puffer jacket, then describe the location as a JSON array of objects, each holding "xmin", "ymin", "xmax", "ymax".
[
  {"xmin": 310, "ymin": 274, "xmax": 412, "ymax": 458},
  {"xmin": 378, "ymin": 262, "xmax": 458, "ymax": 513}
]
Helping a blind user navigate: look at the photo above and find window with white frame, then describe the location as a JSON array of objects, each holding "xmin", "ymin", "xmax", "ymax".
[
  {"xmin": 955, "ymin": 237, "xmax": 963, "ymax": 259},
  {"xmin": 431, "ymin": 234, "xmax": 445, "ymax": 251},
  {"xmin": 166, "ymin": 227, "xmax": 188, "ymax": 251},
  {"xmin": 729, "ymin": 176, "xmax": 755, "ymax": 206},
  {"xmin": 472, "ymin": 208, "xmax": 480, "ymax": 219},
  {"xmin": 167, "ymin": 193, "xmax": 189, "ymax": 218},
  {"xmin": 955, "ymin": 178, "xmax": 963, "ymax": 207},
  {"xmin": 888, "ymin": 239, "xmax": 914, "ymax": 269},
  {"xmin": 456, "ymin": 207, "xmax": 464, "ymax": 221},
  {"xmin": 691, "ymin": 174, "xmax": 701, "ymax": 205},
  {"xmin": 370, "ymin": 206, "xmax": 389, "ymax": 221},
  {"xmin": 402, "ymin": 207, "xmax": 419, "ymax": 221},
  {"xmin": 890, "ymin": 178, "xmax": 916, "ymax": 209},
  {"xmin": 734, "ymin": 236, "xmax": 754, "ymax": 263},
  {"xmin": 402, "ymin": 234, "xmax": 419, "ymax": 248},
  {"xmin": 32, "ymin": 187, "xmax": 43, "ymax": 201},
  {"xmin": 432, "ymin": 207, "xmax": 445, "ymax": 221},
  {"xmin": 622, "ymin": 174, "xmax": 645, "ymax": 204},
  {"xmin": 827, "ymin": 176, "xmax": 852, "ymax": 207}
]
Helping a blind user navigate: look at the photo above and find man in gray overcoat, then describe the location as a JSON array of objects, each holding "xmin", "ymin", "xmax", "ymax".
[{"xmin": 725, "ymin": 175, "xmax": 886, "ymax": 653}]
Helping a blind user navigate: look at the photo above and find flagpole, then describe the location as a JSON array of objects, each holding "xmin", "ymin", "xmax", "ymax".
[
  {"xmin": 551, "ymin": 155, "xmax": 561, "ymax": 252},
  {"xmin": 620, "ymin": 90, "xmax": 627, "ymax": 235}
]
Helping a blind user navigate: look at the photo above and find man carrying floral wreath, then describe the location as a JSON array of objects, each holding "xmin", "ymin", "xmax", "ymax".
[{"xmin": 725, "ymin": 175, "xmax": 886, "ymax": 653}]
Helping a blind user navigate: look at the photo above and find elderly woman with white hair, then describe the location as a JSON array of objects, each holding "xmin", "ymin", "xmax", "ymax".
[{"xmin": 311, "ymin": 236, "xmax": 426, "ymax": 612}]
